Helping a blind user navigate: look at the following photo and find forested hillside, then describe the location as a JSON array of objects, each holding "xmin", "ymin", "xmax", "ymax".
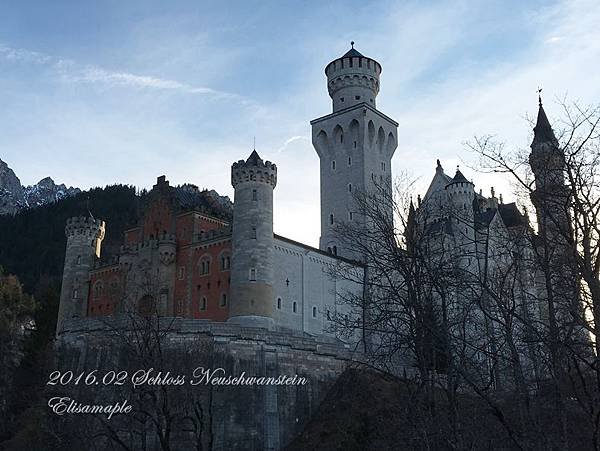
[{"xmin": 0, "ymin": 184, "xmax": 139, "ymax": 294}]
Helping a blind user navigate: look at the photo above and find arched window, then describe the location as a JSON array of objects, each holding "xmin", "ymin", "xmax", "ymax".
[
  {"xmin": 93, "ymin": 281, "xmax": 103, "ymax": 299},
  {"xmin": 199, "ymin": 256, "xmax": 211, "ymax": 275},
  {"xmin": 348, "ymin": 156, "xmax": 352, "ymax": 165},
  {"xmin": 348, "ymin": 183, "xmax": 352, "ymax": 193},
  {"xmin": 200, "ymin": 297, "xmax": 207, "ymax": 311},
  {"xmin": 293, "ymin": 301, "xmax": 297, "ymax": 313},
  {"xmin": 220, "ymin": 293, "xmax": 227, "ymax": 308},
  {"xmin": 249, "ymin": 268, "xmax": 256, "ymax": 281},
  {"xmin": 252, "ymin": 189, "xmax": 257, "ymax": 201},
  {"xmin": 220, "ymin": 253, "xmax": 231, "ymax": 270},
  {"xmin": 277, "ymin": 297, "xmax": 282, "ymax": 310},
  {"xmin": 110, "ymin": 278, "xmax": 119, "ymax": 300},
  {"xmin": 312, "ymin": 306, "xmax": 317, "ymax": 318}
]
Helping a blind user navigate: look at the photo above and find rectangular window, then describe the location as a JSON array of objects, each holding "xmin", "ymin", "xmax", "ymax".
[
  {"xmin": 251, "ymin": 227, "xmax": 257, "ymax": 239},
  {"xmin": 252, "ymin": 189, "xmax": 257, "ymax": 201},
  {"xmin": 249, "ymin": 268, "xmax": 256, "ymax": 281}
]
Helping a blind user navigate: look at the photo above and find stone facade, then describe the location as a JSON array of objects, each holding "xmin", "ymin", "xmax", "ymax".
[{"xmin": 56, "ymin": 318, "xmax": 357, "ymax": 451}]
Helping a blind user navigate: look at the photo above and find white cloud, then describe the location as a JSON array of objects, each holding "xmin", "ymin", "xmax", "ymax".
[{"xmin": 0, "ymin": 43, "xmax": 241, "ymax": 100}]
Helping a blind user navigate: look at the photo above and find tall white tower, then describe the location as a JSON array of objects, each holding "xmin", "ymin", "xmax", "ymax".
[{"xmin": 311, "ymin": 43, "xmax": 398, "ymax": 259}]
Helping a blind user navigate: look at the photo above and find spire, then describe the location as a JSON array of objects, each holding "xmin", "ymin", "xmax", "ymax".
[
  {"xmin": 532, "ymin": 93, "xmax": 558, "ymax": 146},
  {"xmin": 452, "ymin": 166, "xmax": 469, "ymax": 183},
  {"xmin": 436, "ymin": 159, "xmax": 443, "ymax": 173},
  {"xmin": 342, "ymin": 41, "xmax": 364, "ymax": 58},
  {"xmin": 246, "ymin": 150, "xmax": 263, "ymax": 166}
]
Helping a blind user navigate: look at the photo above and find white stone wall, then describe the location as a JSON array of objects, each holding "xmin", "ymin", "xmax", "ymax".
[
  {"xmin": 312, "ymin": 104, "xmax": 397, "ymax": 260},
  {"xmin": 271, "ymin": 236, "xmax": 362, "ymax": 341}
]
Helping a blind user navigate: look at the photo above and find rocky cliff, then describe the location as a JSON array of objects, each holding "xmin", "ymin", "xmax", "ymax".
[{"xmin": 0, "ymin": 158, "xmax": 80, "ymax": 215}]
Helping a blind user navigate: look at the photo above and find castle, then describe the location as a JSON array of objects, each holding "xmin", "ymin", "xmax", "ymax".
[{"xmin": 56, "ymin": 44, "xmax": 574, "ymax": 372}]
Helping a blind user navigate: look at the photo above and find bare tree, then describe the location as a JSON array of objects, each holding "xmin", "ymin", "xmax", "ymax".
[{"xmin": 469, "ymin": 98, "xmax": 600, "ymax": 449}]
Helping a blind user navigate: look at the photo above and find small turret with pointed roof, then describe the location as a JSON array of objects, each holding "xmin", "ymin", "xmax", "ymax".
[
  {"xmin": 325, "ymin": 41, "xmax": 382, "ymax": 112},
  {"xmin": 532, "ymin": 95, "xmax": 559, "ymax": 147},
  {"xmin": 231, "ymin": 149, "xmax": 277, "ymax": 188},
  {"xmin": 446, "ymin": 166, "xmax": 473, "ymax": 187},
  {"xmin": 529, "ymin": 93, "xmax": 565, "ymax": 181}
]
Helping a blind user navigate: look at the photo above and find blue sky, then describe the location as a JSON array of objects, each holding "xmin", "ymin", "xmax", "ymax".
[{"xmin": 1, "ymin": 0, "xmax": 598, "ymax": 245}]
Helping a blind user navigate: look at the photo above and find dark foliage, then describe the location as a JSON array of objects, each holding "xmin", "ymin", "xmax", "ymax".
[{"xmin": 0, "ymin": 184, "xmax": 139, "ymax": 293}]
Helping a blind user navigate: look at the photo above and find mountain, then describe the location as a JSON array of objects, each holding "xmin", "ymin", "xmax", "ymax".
[
  {"xmin": 0, "ymin": 158, "xmax": 80, "ymax": 215},
  {"xmin": 0, "ymin": 159, "xmax": 26, "ymax": 215},
  {"xmin": 23, "ymin": 177, "xmax": 80, "ymax": 208}
]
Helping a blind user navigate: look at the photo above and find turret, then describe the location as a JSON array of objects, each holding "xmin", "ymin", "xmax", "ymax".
[
  {"xmin": 445, "ymin": 167, "xmax": 475, "ymax": 217},
  {"xmin": 228, "ymin": 150, "xmax": 277, "ymax": 329},
  {"xmin": 326, "ymin": 41, "xmax": 381, "ymax": 112},
  {"xmin": 529, "ymin": 97, "xmax": 568, "ymax": 226},
  {"xmin": 57, "ymin": 216, "xmax": 105, "ymax": 335},
  {"xmin": 445, "ymin": 167, "xmax": 475, "ymax": 249}
]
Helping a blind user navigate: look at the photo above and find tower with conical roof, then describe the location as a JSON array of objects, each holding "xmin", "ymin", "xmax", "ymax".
[
  {"xmin": 529, "ymin": 96, "xmax": 585, "ymax": 347},
  {"xmin": 445, "ymin": 166, "xmax": 476, "ymax": 252},
  {"xmin": 529, "ymin": 96, "xmax": 569, "ymax": 242},
  {"xmin": 228, "ymin": 150, "xmax": 277, "ymax": 328},
  {"xmin": 311, "ymin": 43, "xmax": 398, "ymax": 259}
]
